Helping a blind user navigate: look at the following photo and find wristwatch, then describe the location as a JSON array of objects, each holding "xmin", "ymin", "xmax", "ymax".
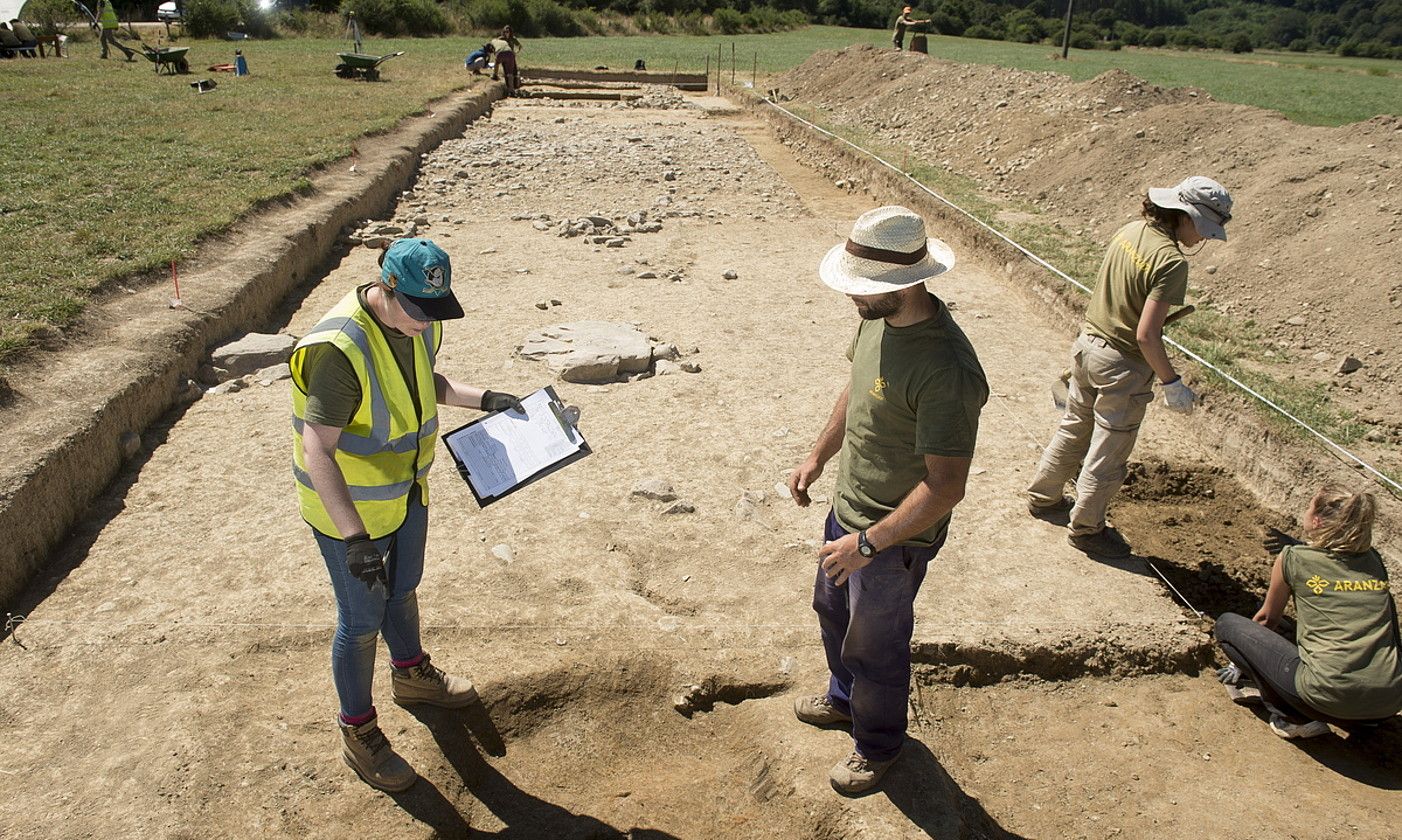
[{"xmin": 857, "ymin": 530, "xmax": 877, "ymax": 558}]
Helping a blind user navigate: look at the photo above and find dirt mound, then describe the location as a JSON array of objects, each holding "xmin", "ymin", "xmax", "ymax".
[{"xmin": 779, "ymin": 46, "xmax": 1402, "ymax": 474}]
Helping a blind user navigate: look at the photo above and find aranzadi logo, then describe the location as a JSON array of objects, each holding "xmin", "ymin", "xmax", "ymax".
[
  {"xmin": 1304, "ymin": 574, "xmax": 1390, "ymax": 595},
  {"xmin": 869, "ymin": 376, "xmax": 888, "ymax": 401},
  {"xmin": 424, "ymin": 264, "xmax": 446, "ymax": 292}
]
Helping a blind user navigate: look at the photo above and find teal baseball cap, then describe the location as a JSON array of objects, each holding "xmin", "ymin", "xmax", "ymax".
[{"xmin": 379, "ymin": 238, "xmax": 464, "ymax": 321}]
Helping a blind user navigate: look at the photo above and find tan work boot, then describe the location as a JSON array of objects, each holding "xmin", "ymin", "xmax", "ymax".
[
  {"xmin": 793, "ymin": 694, "xmax": 852, "ymax": 727},
  {"xmin": 1069, "ymin": 526, "xmax": 1132, "ymax": 559},
  {"xmin": 829, "ymin": 748, "xmax": 899, "ymax": 796},
  {"xmin": 391, "ymin": 653, "xmax": 479, "ymax": 708},
  {"xmin": 339, "ymin": 717, "xmax": 417, "ymax": 792}
]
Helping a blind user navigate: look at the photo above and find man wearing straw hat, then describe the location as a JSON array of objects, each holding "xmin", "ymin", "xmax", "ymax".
[{"xmin": 788, "ymin": 206, "xmax": 988, "ymax": 795}]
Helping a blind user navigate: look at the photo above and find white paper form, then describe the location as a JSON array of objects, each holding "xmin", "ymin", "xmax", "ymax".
[{"xmin": 444, "ymin": 389, "xmax": 582, "ymax": 499}]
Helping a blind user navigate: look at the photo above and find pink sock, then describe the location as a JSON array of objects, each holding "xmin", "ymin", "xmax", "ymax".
[
  {"xmin": 391, "ymin": 652, "xmax": 425, "ymax": 669},
  {"xmin": 340, "ymin": 706, "xmax": 376, "ymax": 727}
]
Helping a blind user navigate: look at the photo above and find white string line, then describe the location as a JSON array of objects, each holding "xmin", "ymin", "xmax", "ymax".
[{"xmin": 762, "ymin": 99, "xmax": 1402, "ymax": 498}]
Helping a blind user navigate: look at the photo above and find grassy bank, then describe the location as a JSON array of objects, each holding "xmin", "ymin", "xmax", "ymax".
[{"xmin": 1, "ymin": 26, "xmax": 1398, "ymax": 369}]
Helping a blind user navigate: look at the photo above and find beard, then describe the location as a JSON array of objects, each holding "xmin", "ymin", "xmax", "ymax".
[{"xmin": 852, "ymin": 292, "xmax": 903, "ymax": 320}]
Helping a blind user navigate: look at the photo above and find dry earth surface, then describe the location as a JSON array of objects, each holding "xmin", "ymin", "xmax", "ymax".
[
  {"xmin": 1, "ymin": 87, "xmax": 1399, "ymax": 838},
  {"xmin": 778, "ymin": 45, "xmax": 1402, "ymax": 478}
]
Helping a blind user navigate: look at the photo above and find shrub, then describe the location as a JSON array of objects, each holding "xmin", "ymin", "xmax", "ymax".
[
  {"xmin": 1227, "ymin": 32, "xmax": 1253, "ymax": 53},
  {"xmin": 342, "ymin": 0, "xmax": 449, "ymax": 37},
  {"xmin": 1143, "ymin": 30, "xmax": 1167, "ymax": 47},
  {"xmin": 676, "ymin": 11, "xmax": 706, "ymax": 35},
  {"xmin": 1172, "ymin": 30, "xmax": 1206, "ymax": 49},
  {"xmin": 1070, "ymin": 31, "xmax": 1096, "ymax": 49},
  {"xmin": 963, "ymin": 23, "xmax": 1001, "ymax": 41},
  {"xmin": 19, "ymin": 0, "xmax": 77, "ymax": 37},
  {"xmin": 184, "ymin": 0, "xmax": 241, "ymax": 38},
  {"xmin": 1107, "ymin": 39, "xmax": 1123, "ymax": 51},
  {"xmin": 235, "ymin": 0, "xmax": 277, "ymax": 38},
  {"xmin": 1287, "ymin": 38, "xmax": 1309, "ymax": 52},
  {"xmin": 1118, "ymin": 23, "xmax": 1144, "ymax": 46},
  {"xmin": 712, "ymin": 6, "xmax": 742, "ymax": 34},
  {"xmin": 525, "ymin": 0, "xmax": 583, "ymax": 36}
]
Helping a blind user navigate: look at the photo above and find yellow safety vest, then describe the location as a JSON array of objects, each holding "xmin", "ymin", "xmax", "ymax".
[
  {"xmin": 99, "ymin": 2, "xmax": 119, "ymax": 30},
  {"xmin": 290, "ymin": 289, "xmax": 442, "ymax": 539}
]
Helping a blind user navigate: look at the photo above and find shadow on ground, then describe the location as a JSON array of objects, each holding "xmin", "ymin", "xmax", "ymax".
[{"xmin": 407, "ymin": 704, "xmax": 683, "ymax": 839}]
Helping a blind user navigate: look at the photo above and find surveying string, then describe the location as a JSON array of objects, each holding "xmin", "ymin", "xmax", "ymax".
[{"xmin": 761, "ymin": 98, "xmax": 1401, "ymax": 499}]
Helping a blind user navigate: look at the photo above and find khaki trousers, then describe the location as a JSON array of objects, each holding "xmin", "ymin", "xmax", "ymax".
[{"xmin": 1027, "ymin": 334, "xmax": 1155, "ymax": 535}]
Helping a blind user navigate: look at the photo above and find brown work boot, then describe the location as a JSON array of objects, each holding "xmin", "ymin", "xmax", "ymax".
[
  {"xmin": 391, "ymin": 653, "xmax": 479, "ymax": 708},
  {"xmin": 793, "ymin": 694, "xmax": 852, "ymax": 728},
  {"xmin": 339, "ymin": 717, "xmax": 417, "ymax": 792},
  {"xmin": 1069, "ymin": 527, "xmax": 1132, "ymax": 559},
  {"xmin": 829, "ymin": 748, "xmax": 899, "ymax": 796},
  {"xmin": 1028, "ymin": 495, "xmax": 1073, "ymax": 519}
]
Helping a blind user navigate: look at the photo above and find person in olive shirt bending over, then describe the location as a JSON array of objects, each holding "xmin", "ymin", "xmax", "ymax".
[
  {"xmin": 1215, "ymin": 486, "xmax": 1402, "ymax": 739},
  {"xmin": 1026, "ymin": 176, "xmax": 1233, "ymax": 558},
  {"xmin": 788, "ymin": 206, "xmax": 988, "ymax": 796},
  {"xmin": 291, "ymin": 238, "xmax": 524, "ymax": 792}
]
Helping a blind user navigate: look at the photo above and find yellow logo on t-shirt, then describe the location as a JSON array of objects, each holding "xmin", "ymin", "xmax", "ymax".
[
  {"xmin": 869, "ymin": 376, "xmax": 887, "ymax": 400},
  {"xmin": 1303, "ymin": 574, "xmax": 1389, "ymax": 595}
]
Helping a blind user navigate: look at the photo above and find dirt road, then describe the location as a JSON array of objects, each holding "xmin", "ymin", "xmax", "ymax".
[{"xmin": 1, "ymin": 96, "xmax": 1397, "ymax": 839}]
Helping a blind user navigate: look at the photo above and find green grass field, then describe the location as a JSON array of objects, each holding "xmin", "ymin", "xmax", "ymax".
[{"xmin": 0, "ymin": 25, "xmax": 1398, "ymax": 369}]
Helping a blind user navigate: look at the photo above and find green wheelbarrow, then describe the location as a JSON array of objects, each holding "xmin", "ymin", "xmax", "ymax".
[
  {"xmin": 141, "ymin": 45, "xmax": 190, "ymax": 75},
  {"xmin": 334, "ymin": 51, "xmax": 404, "ymax": 81}
]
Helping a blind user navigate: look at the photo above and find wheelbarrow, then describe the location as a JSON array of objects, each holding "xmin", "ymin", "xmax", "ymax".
[
  {"xmin": 140, "ymin": 45, "xmax": 190, "ymax": 75},
  {"xmin": 334, "ymin": 51, "xmax": 404, "ymax": 81}
]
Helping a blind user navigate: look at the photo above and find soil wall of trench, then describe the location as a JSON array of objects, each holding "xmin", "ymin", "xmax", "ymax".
[
  {"xmin": 741, "ymin": 95, "xmax": 1402, "ymax": 568},
  {"xmin": 0, "ymin": 84, "xmax": 506, "ymax": 610}
]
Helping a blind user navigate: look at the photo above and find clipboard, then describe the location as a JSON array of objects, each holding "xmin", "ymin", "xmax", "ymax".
[{"xmin": 441, "ymin": 386, "xmax": 592, "ymax": 508}]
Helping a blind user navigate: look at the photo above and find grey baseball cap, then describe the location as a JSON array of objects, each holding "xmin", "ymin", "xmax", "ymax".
[{"xmin": 1148, "ymin": 176, "xmax": 1233, "ymax": 241}]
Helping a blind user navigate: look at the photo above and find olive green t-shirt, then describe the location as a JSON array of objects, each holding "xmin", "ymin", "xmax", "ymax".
[
  {"xmin": 833, "ymin": 295, "xmax": 988, "ymax": 547},
  {"xmin": 1084, "ymin": 220, "xmax": 1189, "ymax": 360},
  {"xmin": 301, "ymin": 285, "xmax": 423, "ymax": 427},
  {"xmin": 1283, "ymin": 545, "xmax": 1402, "ymax": 720}
]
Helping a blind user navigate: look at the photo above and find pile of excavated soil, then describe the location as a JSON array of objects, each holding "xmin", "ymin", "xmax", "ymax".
[{"xmin": 779, "ymin": 46, "xmax": 1402, "ymax": 474}]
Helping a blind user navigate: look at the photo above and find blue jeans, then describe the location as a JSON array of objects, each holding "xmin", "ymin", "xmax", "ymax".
[
  {"xmin": 314, "ymin": 497, "xmax": 427, "ymax": 719},
  {"xmin": 813, "ymin": 509, "xmax": 943, "ymax": 761}
]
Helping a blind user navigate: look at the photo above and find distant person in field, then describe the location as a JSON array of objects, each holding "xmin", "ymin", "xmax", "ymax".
[
  {"xmin": 1215, "ymin": 486, "xmax": 1402, "ymax": 739},
  {"xmin": 464, "ymin": 42, "xmax": 494, "ymax": 75},
  {"xmin": 1026, "ymin": 176, "xmax": 1233, "ymax": 559},
  {"xmin": 491, "ymin": 25, "xmax": 523, "ymax": 93},
  {"xmin": 291, "ymin": 238, "xmax": 524, "ymax": 792},
  {"xmin": 789, "ymin": 206, "xmax": 987, "ymax": 796},
  {"xmin": 96, "ymin": 0, "xmax": 134, "ymax": 60},
  {"xmin": 892, "ymin": 6, "xmax": 930, "ymax": 50}
]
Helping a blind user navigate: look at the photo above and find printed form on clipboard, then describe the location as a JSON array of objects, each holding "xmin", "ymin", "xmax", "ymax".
[{"xmin": 442, "ymin": 387, "xmax": 591, "ymax": 506}]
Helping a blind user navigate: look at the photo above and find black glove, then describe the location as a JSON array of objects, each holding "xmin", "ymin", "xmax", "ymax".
[
  {"xmin": 1260, "ymin": 526, "xmax": 1303, "ymax": 556},
  {"xmin": 481, "ymin": 390, "xmax": 524, "ymax": 413},
  {"xmin": 345, "ymin": 534, "xmax": 387, "ymax": 590}
]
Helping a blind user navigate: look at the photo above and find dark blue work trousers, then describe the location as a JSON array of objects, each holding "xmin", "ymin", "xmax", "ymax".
[{"xmin": 813, "ymin": 509, "xmax": 943, "ymax": 761}]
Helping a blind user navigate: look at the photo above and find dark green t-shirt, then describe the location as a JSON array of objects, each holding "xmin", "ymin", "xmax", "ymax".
[
  {"xmin": 1283, "ymin": 545, "xmax": 1402, "ymax": 720},
  {"xmin": 833, "ymin": 295, "xmax": 988, "ymax": 547},
  {"xmin": 1084, "ymin": 220, "xmax": 1189, "ymax": 360},
  {"xmin": 301, "ymin": 284, "xmax": 423, "ymax": 427}
]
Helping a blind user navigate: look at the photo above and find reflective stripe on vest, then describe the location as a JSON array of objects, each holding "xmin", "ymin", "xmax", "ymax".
[{"xmin": 290, "ymin": 289, "xmax": 441, "ymax": 539}]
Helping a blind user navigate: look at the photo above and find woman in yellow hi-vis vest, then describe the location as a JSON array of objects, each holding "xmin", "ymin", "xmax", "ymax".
[
  {"xmin": 97, "ymin": 0, "xmax": 135, "ymax": 60},
  {"xmin": 291, "ymin": 238, "xmax": 523, "ymax": 792}
]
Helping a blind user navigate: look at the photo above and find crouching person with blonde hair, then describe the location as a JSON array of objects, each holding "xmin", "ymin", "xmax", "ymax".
[{"xmin": 1215, "ymin": 486, "xmax": 1402, "ymax": 739}]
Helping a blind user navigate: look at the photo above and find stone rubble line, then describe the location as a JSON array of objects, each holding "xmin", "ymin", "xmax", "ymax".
[{"xmin": 760, "ymin": 97, "xmax": 1402, "ymax": 500}]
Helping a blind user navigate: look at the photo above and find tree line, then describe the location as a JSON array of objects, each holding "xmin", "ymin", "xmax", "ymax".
[{"xmin": 24, "ymin": 0, "xmax": 1400, "ymax": 58}]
